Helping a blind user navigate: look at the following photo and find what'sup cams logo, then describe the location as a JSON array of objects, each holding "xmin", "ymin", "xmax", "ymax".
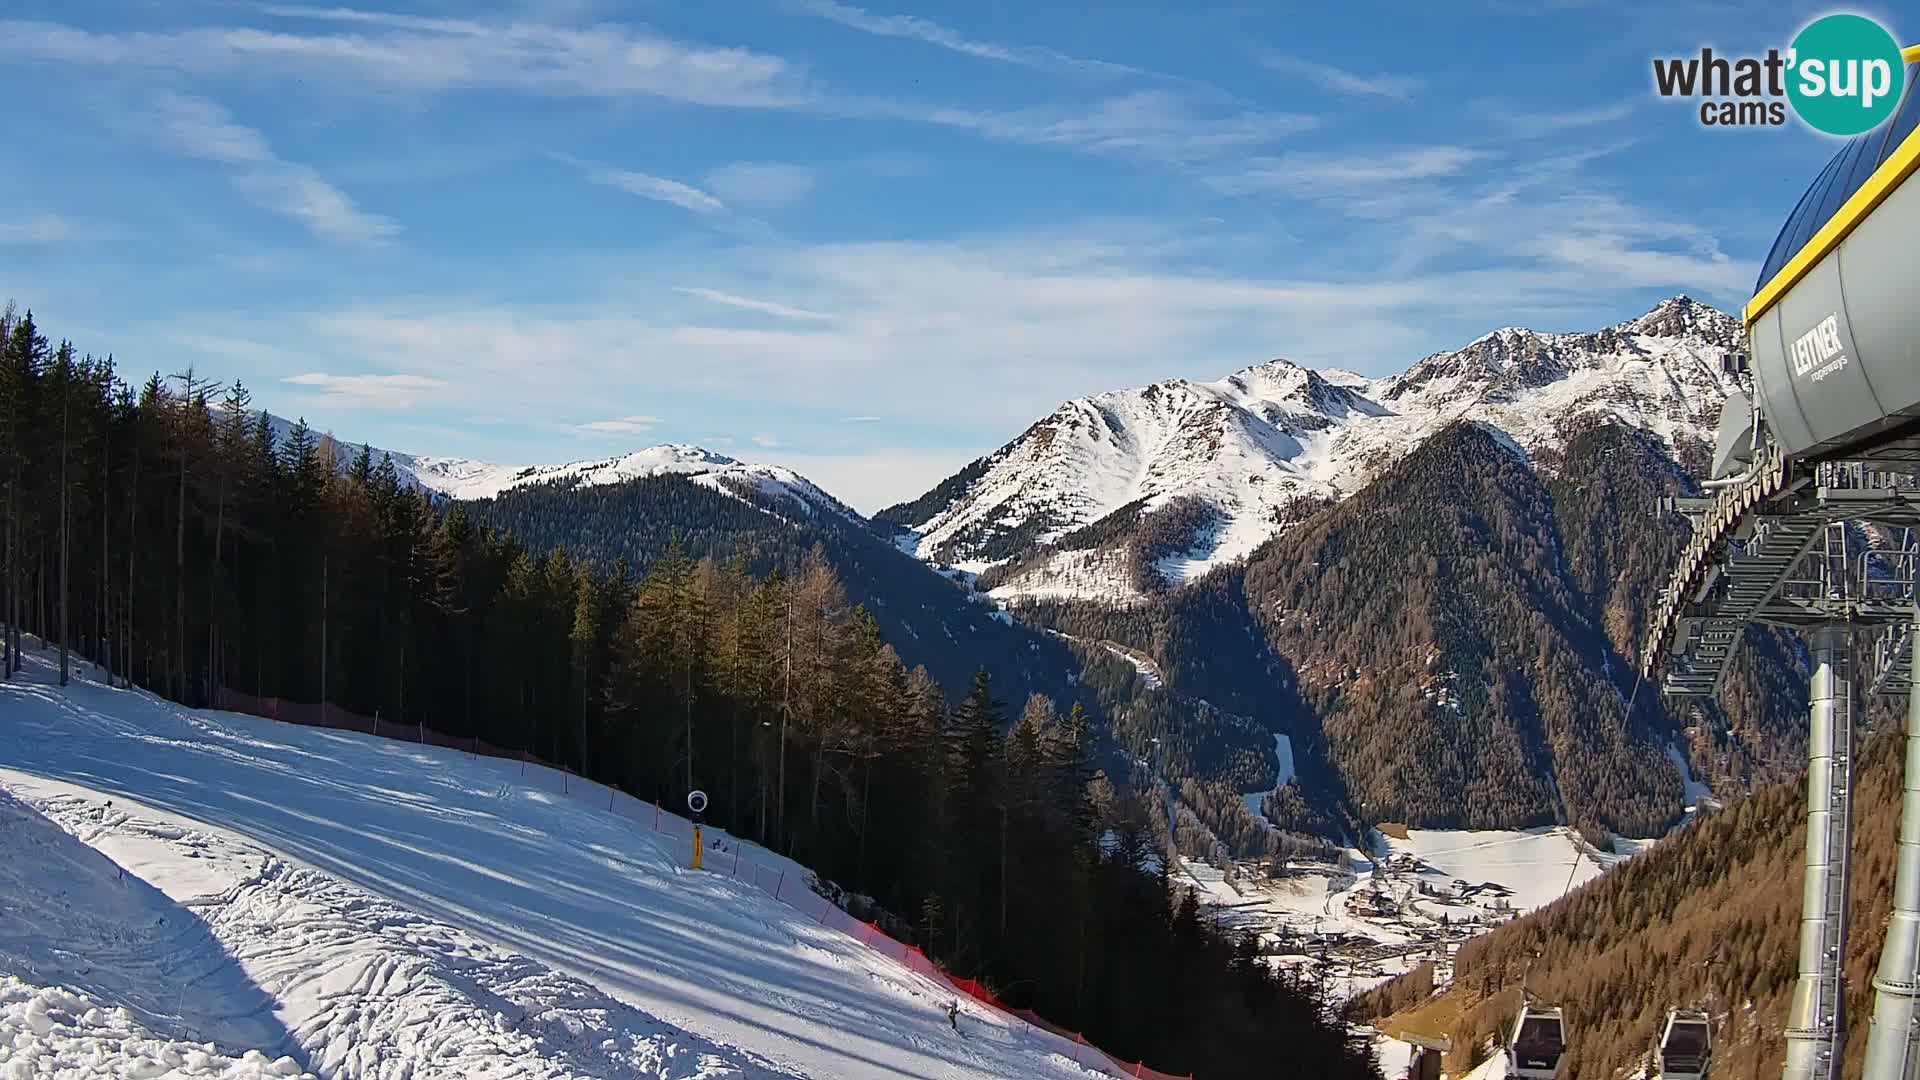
[{"xmin": 1654, "ymin": 13, "xmax": 1907, "ymax": 134}]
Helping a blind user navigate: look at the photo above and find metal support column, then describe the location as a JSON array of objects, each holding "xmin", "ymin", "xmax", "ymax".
[
  {"xmin": 1866, "ymin": 618, "xmax": 1920, "ymax": 1080},
  {"xmin": 1786, "ymin": 625, "xmax": 1857, "ymax": 1080}
]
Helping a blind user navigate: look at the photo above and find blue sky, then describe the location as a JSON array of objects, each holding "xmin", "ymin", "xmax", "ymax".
[{"xmin": 0, "ymin": 0, "xmax": 1898, "ymax": 509}]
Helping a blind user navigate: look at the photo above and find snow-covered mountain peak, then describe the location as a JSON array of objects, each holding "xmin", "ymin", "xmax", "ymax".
[
  {"xmin": 415, "ymin": 443, "xmax": 858, "ymax": 521},
  {"xmin": 888, "ymin": 297, "xmax": 1745, "ymax": 603},
  {"xmin": 607, "ymin": 444, "xmax": 743, "ymax": 471},
  {"xmin": 1618, "ymin": 294, "xmax": 1742, "ymax": 347},
  {"xmin": 1215, "ymin": 357, "xmax": 1325, "ymax": 401},
  {"xmin": 1317, "ymin": 368, "xmax": 1373, "ymax": 391},
  {"xmin": 258, "ymin": 413, "xmax": 853, "ymax": 522}
]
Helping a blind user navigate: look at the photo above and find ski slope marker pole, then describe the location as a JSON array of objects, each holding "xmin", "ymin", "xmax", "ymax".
[{"xmin": 687, "ymin": 790, "xmax": 708, "ymax": 870}]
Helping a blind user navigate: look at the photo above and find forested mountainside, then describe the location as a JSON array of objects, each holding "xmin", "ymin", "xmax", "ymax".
[
  {"xmin": 462, "ymin": 472, "xmax": 1092, "ymax": 717},
  {"xmin": 1243, "ymin": 421, "xmax": 1677, "ymax": 834},
  {"xmin": 460, "ymin": 471, "xmax": 1329, "ymax": 861},
  {"xmin": 1013, "ymin": 417, "xmax": 1815, "ymax": 838},
  {"xmin": 1356, "ymin": 715, "xmax": 1908, "ymax": 1080},
  {"xmin": 0, "ymin": 306, "xmax": 1380, "ymax": 1080}
]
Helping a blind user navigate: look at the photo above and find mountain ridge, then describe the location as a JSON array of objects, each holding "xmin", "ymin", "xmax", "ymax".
[
  {"xmin": 880, "ymin": 295, "xmax": 1743, "ymax": 603},
  {"xmin": 261, "ymin": 412, "xmax": 857, "ymax": 523}
]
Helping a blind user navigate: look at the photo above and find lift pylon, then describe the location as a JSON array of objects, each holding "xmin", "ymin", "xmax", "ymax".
[
  {"xmin": 1783, "ymin": 625, "xmax": 1855, "ymax": 1080},
  {"xmin": 1865, "ymin": 617, "xmax": 1920, "ymax": 1080}
]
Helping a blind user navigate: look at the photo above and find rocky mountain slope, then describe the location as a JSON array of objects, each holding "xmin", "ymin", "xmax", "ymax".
[{"xmin": 879, "ymin": 297, "xmax": 1744, "ymax": 603}]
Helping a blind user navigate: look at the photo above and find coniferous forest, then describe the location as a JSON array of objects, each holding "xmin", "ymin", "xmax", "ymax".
[{"xmin": 0, "ymin": 305, "xmax": 1380, "ymax": 1079}]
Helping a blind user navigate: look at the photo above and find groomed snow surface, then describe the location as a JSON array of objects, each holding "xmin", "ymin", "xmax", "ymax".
[{"xmin": 0, "ymin": 650, "xmax": 1106, "ymax": 1080}]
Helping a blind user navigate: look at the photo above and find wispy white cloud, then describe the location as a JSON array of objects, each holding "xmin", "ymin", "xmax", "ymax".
[
  {"xmin": 0, "ymin": 12, "xmax": 812, "ymax": 108},
  {"xmin": 165, "ymin": 198, "xmax": 1753, "ymax": 508},
  {"xmin": 752, "ymin": 433, "xmax": 782, "ymax": 448},
  {"xmin": 137, "ymin": 92, "xmax": 397, "ymax": 243},
  {"xmin": 1535, "ymin": 208, "xmax": 1750, "ymax": 295},
  {"xmin": 143, "ymin": 91, "xmax": 274, "ymax": 164},
  {"xmin": 255, "ymin": 5, "xmax": 475, "ymax": 33},
  {"xmin": 1361, "ymin": 143, "xmax": 1747, "ymax": 291},
  {"xmin": 549, "ymin": 153, "xmax": 724, "ymax": 214},
  {"xmin": 3, "ymin": 11, "xmax": 1289, "ymax": 170},
  {"xmin": 677, "ymin": 286, "xmax": 836, "ymax": 322},
  {"xmin": 578, "ymin": 414, "xmax": 663, "ymax": 435},
  {"xmin": 782, "ymin": 0, "xmax": 1170, "ymax": 82},
  {"xmin": 581, "ymin": 165, "xmax": 726, "ymax": 214},
  {"xmin": 908, "ymin": 91, "xmax": 1318, "ymax": 163},
  {"xmin": 703, "ymin": 161, "xmax": 818, "ymax": 208},
  {"xmin": 0, "ymin": 214, "xmax": 71, "ymax": 244},
  {"xmin": 264, "ymin": 230, "xmax": 1637, "ymax": 429},
  {"xmin": 1259, "ymin": 54, "xmax": 1424, "ymax": 101},
  {"xmin": 1213, "ymin": 146, "xmax": 1487, "ymax": 196},
  {"xmin": 284, "ymin": 371, "xmax": 443, "ymax": 407},
  {"xmin": 1477, "ymin": 98, "xmax": 1640, "ymax": 138}
]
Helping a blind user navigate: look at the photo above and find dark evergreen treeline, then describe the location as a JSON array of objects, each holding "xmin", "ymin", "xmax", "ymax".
[{"xmin": 0, "ymin": 306, "xmax": 1380, "ymax": 1080}]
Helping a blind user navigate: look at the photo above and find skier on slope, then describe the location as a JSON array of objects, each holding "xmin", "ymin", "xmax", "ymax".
[{"xmin": 946, "ymin": 1000, "xmax": 960, "ymax": 1033}]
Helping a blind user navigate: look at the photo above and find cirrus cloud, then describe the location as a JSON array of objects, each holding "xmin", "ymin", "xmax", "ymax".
[
  {"xmin": 284, "ymin": 371, "xmax": 445, "ymax": 407},
  {"xmin": 578, "ymin": 414, "xmax": 664, "ymax": 436}
]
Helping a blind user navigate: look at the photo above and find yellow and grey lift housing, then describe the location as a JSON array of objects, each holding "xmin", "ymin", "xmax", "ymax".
[
  {"xmin": 1720, "ymin": 48, "xmax": 1920, "ymax": 477},
  {"xmin": 1646, "ymin": 48, "xmax": 1920, "ymax": 1080}
]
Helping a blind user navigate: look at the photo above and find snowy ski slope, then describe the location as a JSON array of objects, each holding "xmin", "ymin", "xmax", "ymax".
[{"xmin": 0, "ymin": 651, "xmax": 1104, "ymax": 1079}]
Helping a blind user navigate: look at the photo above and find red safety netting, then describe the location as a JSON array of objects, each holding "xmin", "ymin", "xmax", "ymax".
[{"xmin": 695, "ymin": 817, "xmax": 1193, "ymax": 1078}]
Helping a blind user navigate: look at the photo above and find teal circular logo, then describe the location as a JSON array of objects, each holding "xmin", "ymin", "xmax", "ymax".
[{"xmin": 1787, "ymin": 14, "xmax": 1906, "ymax": 136}]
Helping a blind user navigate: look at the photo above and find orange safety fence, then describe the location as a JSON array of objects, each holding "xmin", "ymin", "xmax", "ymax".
[
  {"xmin": 218, "ymin": 687, "xmax": 540, "ymax": 765},
  {"xmin": 212, "ymin": 686, "xmax": 1193, "ymax": 1079}
]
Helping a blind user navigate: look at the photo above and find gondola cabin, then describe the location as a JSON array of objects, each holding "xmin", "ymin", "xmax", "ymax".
[
  {"xmin": 1656, "ymin": 1009, "xmax": 1712, "ymax": 1080},
  {"xmin": 1506, "ymin": 1006, "xmax": 1568, "ymax": 1079}
]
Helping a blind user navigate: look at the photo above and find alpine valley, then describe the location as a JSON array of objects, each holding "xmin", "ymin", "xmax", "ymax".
[{"xmin": 306, "ymin": 296, "xmax": 1811, "ymax": 855}]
